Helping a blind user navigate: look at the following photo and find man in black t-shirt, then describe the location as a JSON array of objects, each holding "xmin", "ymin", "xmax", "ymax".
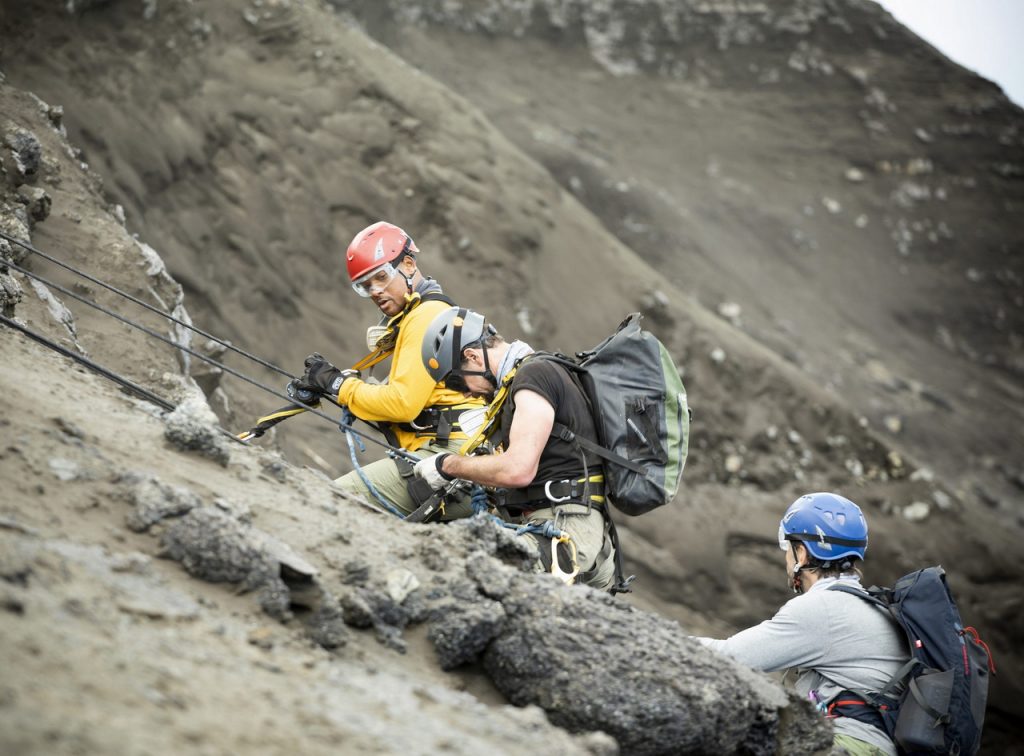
[{"xmin": 413, "ymin": 308, "xmax": 616, "ymax": 590}]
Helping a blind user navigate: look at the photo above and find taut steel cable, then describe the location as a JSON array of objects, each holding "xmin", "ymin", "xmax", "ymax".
[{"xmin": 0, "ymin": 229, "xmax": 293, "ymax": 378}]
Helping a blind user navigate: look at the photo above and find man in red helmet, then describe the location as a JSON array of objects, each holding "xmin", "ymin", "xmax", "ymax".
[{"xmin": 290, "ymin": 221, "xmax": 484, "ymax": 520}]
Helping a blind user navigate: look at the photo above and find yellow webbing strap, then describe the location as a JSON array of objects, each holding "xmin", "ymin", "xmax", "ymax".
[
  {"xmin": 239, "ymin": 293, "xmax": 436, "ymax": 441},
  {"xmin": 236, "ymin": 405, "xmax": 313, "ymax": 441},
  {"xmin": 577, "ymin": 474, "xmax": 606, "ymax": 504},
  {"xmin": 352, "ymin": 292, "xmax": 424, "ymax": 371},
  {"xmin": 257, "ymin": 406, "xmax": 310, "ymax": 424},
  {"xmin": 457, "ymin": 364, "xmax": 520, "ymax": 455}
]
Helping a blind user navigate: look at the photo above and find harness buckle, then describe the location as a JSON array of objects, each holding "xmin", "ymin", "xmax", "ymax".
[
  {"xmin": 408, "ymin": 408, "xmax": 436, "ymax": 431},
  {"xmin": 544, "ymin": 480, "xmax": 572, "ymax": 503}
]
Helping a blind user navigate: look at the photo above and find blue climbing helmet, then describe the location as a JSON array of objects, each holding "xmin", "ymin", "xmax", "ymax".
[{"xmin": 778, "ymin": 492, "xmax": 868, "ymax": 563}]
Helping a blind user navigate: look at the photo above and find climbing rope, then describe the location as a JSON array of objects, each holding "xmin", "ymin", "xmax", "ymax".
[
  {"xmin": 341, "ymin": 408, "xmax": 406, "ymax": 518},
  {"xmin": 0, "ymin": 233, "xmax": 417, "ymax": 461},
  {"xmin": 0, "ymin": 313, "xmax": 248, "ymax": 444}
]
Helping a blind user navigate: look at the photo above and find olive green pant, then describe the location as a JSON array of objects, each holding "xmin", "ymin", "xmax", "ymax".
[
  {"xmin": 831, "ymin": 734, "xmax": 892, "ymax": 756},
  {"xmin": 334, "ymin": 437, "xmax": 475, "ymax": 521},
  {"xmin": 515, "ymin": 502, "xmax": 616, "ymax": 591}
]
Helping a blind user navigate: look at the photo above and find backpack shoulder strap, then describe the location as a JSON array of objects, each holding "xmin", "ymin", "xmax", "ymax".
[
  {"xmin": 826, "ymin": 582, "xmax": 921, "ymax": 701},
  {"xmin": 525, "ymin": 353, "xmax": 649, "ymax": 476},
  {"xmin": 827, "ymin": 582, "xmax": 890, "ymax": 611},
  {"xmin": 420, "ymin": 291, "xmax": 455, "ymax": 306}
]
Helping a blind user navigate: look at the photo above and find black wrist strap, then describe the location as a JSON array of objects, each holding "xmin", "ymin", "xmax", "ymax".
[{"xmin": 435, "ymin": 452, "xmax": 455, "ymax": 481}]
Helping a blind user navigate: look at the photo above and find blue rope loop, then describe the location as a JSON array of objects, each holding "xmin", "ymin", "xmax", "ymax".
[
  {"xmin": 342, "ymin": 408, "xmax": 404, "ymax": 518},
  {"xmin": 470, "ymin": 485, "xmax": 490, "ymax": 515},
  {"xmin": 515, "ymin": 520, "xmax": 565, "ymax": 539},
  {"xmin": 469, "ymin": 485, "xmax": 566, "ymax": 539},
  {"xmin": 341, "ymin": 409, "xmax": 367, "ymax": 453}
]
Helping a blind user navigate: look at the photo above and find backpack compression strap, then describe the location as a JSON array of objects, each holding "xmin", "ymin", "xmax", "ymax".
[{"xmin": 551, "ymin": 423, "xmax": 647, "ymax": 475}]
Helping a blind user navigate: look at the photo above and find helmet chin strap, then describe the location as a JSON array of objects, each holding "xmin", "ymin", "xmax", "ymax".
[
  {"xmin": 480, "ymin": 344, "xmax": 497, "ymax": 390},
  {"xmin": 791, "ymin": 562, "xmax": 806, "ymax": 594},
  {"xmin": 450, "ymin": 345, "xmax": 498, "ymax": 396},
  {"xmin": 790, "ymin": 543, "xmax": 809, "ymax": 594},
  {"xmin": 395, "ymin": 252, "xmax": 415, "ymax": 293}
]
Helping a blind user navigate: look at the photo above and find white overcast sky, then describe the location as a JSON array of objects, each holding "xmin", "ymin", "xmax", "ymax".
[{"xmin": 875, "ymin": 0, "xmax": 1024, "ymax": 106}]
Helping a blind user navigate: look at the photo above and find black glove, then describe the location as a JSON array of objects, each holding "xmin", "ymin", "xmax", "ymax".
[
  {"xmin": 285, "ymin": 379, "xmax": 320, "ymax": 406},
  {"xmin": 299, "ymin": 353, "xmax": 360, "ymax": 397}
]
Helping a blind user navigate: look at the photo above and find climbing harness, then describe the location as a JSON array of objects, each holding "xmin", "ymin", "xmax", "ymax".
[{"xmin": 501, "ymin": 473, "xmax": 606, "ymax": 509}]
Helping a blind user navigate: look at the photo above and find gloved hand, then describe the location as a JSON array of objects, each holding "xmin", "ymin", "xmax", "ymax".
[
  {"xmin": 285, "ymin": 379, "xmax": 320, "ymax": 405},
  {"xmin": 413, "ymin": 452, "xmax": 455, "ymax": 491},
  {"xmin": 298, "ymin": 353, "xmax": 360, "ymax": 397}
]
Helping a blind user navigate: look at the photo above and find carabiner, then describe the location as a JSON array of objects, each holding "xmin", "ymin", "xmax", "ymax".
[{"xmin": 548, "ymin": 535, "xmax": 580, "ymax": 585}]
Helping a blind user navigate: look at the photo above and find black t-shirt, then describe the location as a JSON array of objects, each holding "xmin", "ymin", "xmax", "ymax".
[{"xmin": 499, "ymin": 358, "xmax": 602, "ymax": 486}]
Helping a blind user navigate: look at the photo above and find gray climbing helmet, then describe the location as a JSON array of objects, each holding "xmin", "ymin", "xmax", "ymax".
[{"xmin": 421, "ymin": 307, "xmax": 494, "ymax": 386}]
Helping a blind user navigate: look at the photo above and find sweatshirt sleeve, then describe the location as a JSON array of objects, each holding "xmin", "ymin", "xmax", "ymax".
[
  {"xmin": 692, "ymin": 593, "xmax": 830, "ymax": 673},
  {"xmin": 335, "ymin": 301, "xmax": 442, "ymax": 423}
]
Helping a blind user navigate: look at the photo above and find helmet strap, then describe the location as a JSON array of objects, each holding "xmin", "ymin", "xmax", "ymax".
[
  {"xmin": 480, "ymin": 344, "xmax": 497, "ymax": 389},
  {"xmin": 393, "ymin": 250, "xmax": 415, "ymax": 293},
  {"xmin": 448, "ymin": 347, "xmax": 497, "ymax": 397},
  {"xmin": 791, "ymin": 562, "xmax": 805, "ymax": 594},
  {"xmin": 790, "ymin": 542, "xmax": 808, "ymax": 594}
]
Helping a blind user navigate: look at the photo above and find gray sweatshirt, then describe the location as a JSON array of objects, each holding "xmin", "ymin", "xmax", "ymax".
[{"xmin": 695, "ymin": 576, "xmax": 909, "ymax": 755}]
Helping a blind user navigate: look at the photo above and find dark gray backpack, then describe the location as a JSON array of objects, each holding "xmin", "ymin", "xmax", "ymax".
[
  {"xmin": 545, "ymin": 313, "xmax": 690, "ymax": 516},
  {"xmin": 830, "ymin": 567, "xmax": 995, "ymax": 755}
]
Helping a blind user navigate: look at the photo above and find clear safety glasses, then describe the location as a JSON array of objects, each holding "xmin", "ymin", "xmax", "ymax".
[
  {"xmin": 778, "ymin": 524, "xmax": 791, "ymax": 551},
  {"xmin": 351, "ymin": 263, "xmax": 398, "ymax": 298}
]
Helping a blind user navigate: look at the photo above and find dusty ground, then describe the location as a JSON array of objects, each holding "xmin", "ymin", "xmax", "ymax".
[
  {"xmin": 0, "ymin": 329, "xmax": 617, "ymax": 756},
  {"xmin": 1, "ymin": 0, "xmax": 1022, "ymax": 751}
]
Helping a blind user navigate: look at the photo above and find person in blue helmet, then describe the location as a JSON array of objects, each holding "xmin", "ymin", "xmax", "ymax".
[{"xmin": 692, "ymin": 493, "xmax": 910, "ymax": 756}]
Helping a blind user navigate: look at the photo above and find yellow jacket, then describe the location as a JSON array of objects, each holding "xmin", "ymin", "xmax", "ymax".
[{"xmin": 336, "ymin": 298, "xmax": 484, "ymax": 451}]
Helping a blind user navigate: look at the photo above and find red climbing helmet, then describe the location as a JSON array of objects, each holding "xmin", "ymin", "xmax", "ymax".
[{"xmin": 345, "ymin": 221, "xmax": 418, "ymax": 284}]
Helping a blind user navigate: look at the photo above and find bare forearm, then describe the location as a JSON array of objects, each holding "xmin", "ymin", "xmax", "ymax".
[
  {"xmin": 442, "ymin": 451, "xmax": 536, "ymax": 489},
  {"xmin": 441, "ymin": 388, "xmax": 548, "ymax": 489}
]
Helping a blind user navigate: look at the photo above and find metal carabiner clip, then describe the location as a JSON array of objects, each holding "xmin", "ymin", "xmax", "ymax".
[
  {"xmin": 548, "ymin": 535, "xmax": 580, "ymax": 585},
  {"xmin": 544, "ymin": 480, "xmax": 571, "ymax": 503}
]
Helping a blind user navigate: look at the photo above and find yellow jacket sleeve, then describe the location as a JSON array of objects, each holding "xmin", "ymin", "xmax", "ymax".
[{"xmin": 336, "ymin": 299, "xmax": 473, "ymax": 424}]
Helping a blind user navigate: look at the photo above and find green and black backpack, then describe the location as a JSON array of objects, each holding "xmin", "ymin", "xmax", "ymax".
[{"xmin": 542, "ymin": 312, "xmax": 690, "ymax": 516}]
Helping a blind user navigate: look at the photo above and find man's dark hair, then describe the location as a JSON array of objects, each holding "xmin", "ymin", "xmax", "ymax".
[{"xmin": 459, "ymin": 331, "xmax": 504, "ymax": 364}]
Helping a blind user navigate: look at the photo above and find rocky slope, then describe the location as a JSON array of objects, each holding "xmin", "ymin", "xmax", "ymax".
[
  {"xmin": 1, "ymin": 0, "xmax": 1021, "ymax": 751},
  {"xmin": 0, "ymin": 133, "xmax": 829, "ymax": 749}
]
